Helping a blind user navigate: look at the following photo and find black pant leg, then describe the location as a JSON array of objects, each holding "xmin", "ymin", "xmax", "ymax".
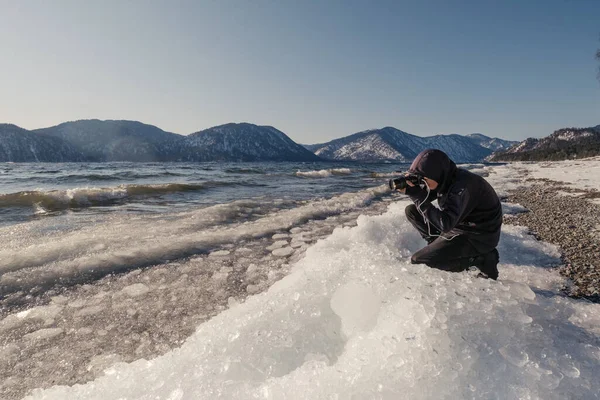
[
  {"xmin": 410, "ymin": 235, "xmax": 483, "ymax": 273},
  {"xmin": 405, "ymin": 204, "xmax": 440, "ymax": 243}
]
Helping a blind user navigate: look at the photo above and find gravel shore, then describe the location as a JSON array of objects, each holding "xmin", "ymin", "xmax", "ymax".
[{"xmin": 505, "ymin": 179, "xmax": 600, "ymax": 302}]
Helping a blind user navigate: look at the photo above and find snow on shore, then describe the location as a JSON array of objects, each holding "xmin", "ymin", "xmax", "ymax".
[
  {"xmin": 516, "ymin": 157, "xmax": 600, "ymax": 192},
  {"xmin": 25, "ymin": 162, "xmax": 600, "ymax": 400}
]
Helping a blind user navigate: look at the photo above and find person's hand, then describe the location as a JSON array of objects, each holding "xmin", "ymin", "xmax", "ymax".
[{"xmin": 395, "ymin": 174, "xmax": 416, "ymax": 194}]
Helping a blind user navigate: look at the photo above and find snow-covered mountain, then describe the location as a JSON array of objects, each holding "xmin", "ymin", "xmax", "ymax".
[
  {"xmin": 0, "ymin": 124, "xmax": 86, "ymax": 162},
  {"xmin": 35, "ymin": 120, "xmax": 184, "ymax": 162},
  {"xmin": 465, "ymin": 133, "xmax": 518, "ymax": 152},
  {"xmin": 490, "ymin": 125, "xmax": 600, "ymax": 161},
  {"xmin": 307, "ymin": 127, "xmax": 494, "ymax": 162},
  {"xmin": 184, "ymin": 123, "xmax": 321, "ymax": 162}
]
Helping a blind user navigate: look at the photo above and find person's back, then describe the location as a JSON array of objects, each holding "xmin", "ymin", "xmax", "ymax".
[{"xmin": 441, "ymin": 168, "xmax": 502, "ymax": 254}]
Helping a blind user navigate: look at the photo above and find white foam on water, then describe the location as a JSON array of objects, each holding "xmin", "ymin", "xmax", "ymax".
[
  {"xmin": 25, "ymin": 195, "xmax": 600, "ymax": 400},
  {"xmin": 0, "ymin": 187, "xmax": 129, "ymax": 210},
  {"xmin": 0, "ymin": 183, "xmax": 213, "ymax": 211},
  {"xmin": 295, "ymin": 168, "xmax": 352, "ymax": 178},
  {"xmin": 370, "ymin": 172, "xmax": 399, "ymax": 178}
]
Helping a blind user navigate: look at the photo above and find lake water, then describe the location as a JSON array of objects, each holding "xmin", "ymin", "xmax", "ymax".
[
  {"xmin": 0, "ymin": 161, "xmax": 407, "ymax": 303},
  {"xmin": 0, "ymin": 161, "xmax": 407, "ymax": 227}
]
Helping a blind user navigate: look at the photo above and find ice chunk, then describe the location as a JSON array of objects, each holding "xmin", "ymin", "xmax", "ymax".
[
  {"xmin": 24, "ymin": 328, "xmax": 64, "ymax": 341},
  {"xmin": 502, "ymin": 202, "xmax": 528, "ymax": 215},
  {"xmin": 330, "ymin": 282, "xmax": 380, "ymax": 337},
  {"xmin": 272, "ymin": 247, "xmax": 295, "ymax": 257},
  {"xmin": 499, "ymin": 344, "xmax": 529, "ymax": 367},
  {"xmin": 246, "ymin": 284, "xmax": 263, "ymax": 294},
  {"xmin": 0, "ymin": 304, "xmax": 63, "ymax": 331},
  {"xmin": 77, "ymin": 327, "xmax": 94, "ymax": 335},
  {"xmin": 0, "ymin": 343, "xmax": 20, "ymax": 360},
  {"xmin": 119, "ymin": 283, "xmax": 150, "ymax": 297},
  {"xmin": 290, "ymin": 240, "xmax": 305, "ymax": 249},
  {"xmin": 87, "ymin": 354, "xmax": 123, "ymax": 375},
  {"xmin": 266, "ymin": 240, "xmax": 289, "ymax": 251},
  {"xmin": 74, "ymin": 305, "xmax": 104, "ymax": 318},
  {"xmin": 507, "ymin": 282, "xmax": 536, "ymax": 301},
  {"xmin": 210, "ymin": 250, "xmax": 231, "ymax": 257},
  {"xmin": 50, "ymin": 295, "xmax": 68, "ymax": 305},
  {"xmin": 67, "ymin": 299, "xmax": 88, "ymax": 309}
]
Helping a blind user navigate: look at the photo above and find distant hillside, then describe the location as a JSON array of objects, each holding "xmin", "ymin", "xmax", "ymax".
[
  {"xmin": 35, "ymin": 120, "xmax": 183, "ymax": 162},
  {"xmin": 465, "ymin": 133, "xmax": 518, "ymax": 152},
  {"xmin": 0, "ymin": 124, "xmax": 86, "ymax": 162},
  {"xmin": 5, "ymin": 120, "xmax": 320, "ymax": 162},
  {"xmin": 306, "ymin": 127, "xmax": 508, "ymax": 162},
  {"xmin": 185, "ymin": 123, "xmax": 321, "ymax": 162},
  {"xmin": 489, "ymin": 125, "xmax": 600, "ymax": 161}
]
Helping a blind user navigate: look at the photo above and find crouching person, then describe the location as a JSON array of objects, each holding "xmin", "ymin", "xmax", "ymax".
[{"xmin": 397, "ymin": 149, "xmax": 502, "ymax": 279}]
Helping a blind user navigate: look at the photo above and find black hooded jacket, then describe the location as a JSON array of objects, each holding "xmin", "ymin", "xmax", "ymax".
[{"xmin": 405, "ymin": 149, "xmax": 502, "ymax": 252}]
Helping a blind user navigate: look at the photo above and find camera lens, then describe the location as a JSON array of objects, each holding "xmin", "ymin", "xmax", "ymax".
[{"xmin": 389, "ymin": 177, "xmax": 407, "ymax": 190}]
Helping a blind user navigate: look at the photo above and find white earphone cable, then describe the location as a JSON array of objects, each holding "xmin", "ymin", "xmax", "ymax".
[{"xmin": 415, "ymin": 180, "xmax": 458, "ymax": 242}]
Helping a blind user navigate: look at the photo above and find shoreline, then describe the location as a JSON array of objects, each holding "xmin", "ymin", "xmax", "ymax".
[{"xmin": 505, "ymin": 178, "xmax": 600, "ymax": 303}]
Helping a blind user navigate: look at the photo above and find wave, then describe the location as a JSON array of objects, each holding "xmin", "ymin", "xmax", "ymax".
[
  {"xmin": 51, "ymin": 171, "xmax": 188, "ymax": 181},
  {"xmin": 55, "ymin": 174, "xmax": 118, "ymax": 181},
  {"xmin": 125, "ymin": 182, "xmax": 215, "ymax": 196},
  {"xmin": 295, "ymin": 168, "xmax": 352, "ymax": 178},
  {"xmin": 225, "ymin": 167, "xmax": 266, "ymax": 174},
  {"xmin": 178, "ymin": 166, "xmax": 214, "ymax": 171},
  {"xmin": 369, "ymin": 172, "xmax": 400, "ymax": 178},
  {"xmin": 0, "ymin": 183, "xmax": 220, "ymax": 211}
]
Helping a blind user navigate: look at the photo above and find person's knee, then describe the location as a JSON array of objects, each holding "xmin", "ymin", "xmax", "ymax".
[{"xmin": 405, "ymin": 204, "xmax": 418, "ymax": 219}]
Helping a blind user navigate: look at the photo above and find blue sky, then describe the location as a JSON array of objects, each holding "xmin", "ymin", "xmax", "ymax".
[{"xmin": 1, "ymin": 0, "xmax": 599, "ymax": 143}]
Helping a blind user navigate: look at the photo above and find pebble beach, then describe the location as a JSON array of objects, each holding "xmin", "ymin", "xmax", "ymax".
[{"xmin": 506, "ymin": 178, "xmax": 600, "ymax": 302}]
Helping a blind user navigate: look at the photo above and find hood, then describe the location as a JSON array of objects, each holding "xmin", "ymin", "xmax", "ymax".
[{"xmin": 408, "ymin": 149, "xmax": 457, "ymax": 193}]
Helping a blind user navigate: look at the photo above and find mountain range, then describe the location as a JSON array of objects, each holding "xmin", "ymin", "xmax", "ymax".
[
  {"xmin": 489, "ymin": 125, "xmax": 600, "ymax": 161},
  {"xmin": 0, "ymin": 119, "xmax": 516, "ymax": 163},
  {"xmin": 0, "ymin": 120, "xmax": 319, "ymax": 163},
  {"xmin": 305, "ymin": 127, "xmax": 517, "ymax": 163}
]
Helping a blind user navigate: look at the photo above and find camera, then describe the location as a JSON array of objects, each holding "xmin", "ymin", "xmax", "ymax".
[{"xmin": 388, "ymin": 174, "xmax": 422, "ymax": 191}]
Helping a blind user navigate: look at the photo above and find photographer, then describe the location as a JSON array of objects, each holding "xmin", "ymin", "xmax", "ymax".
[{"xmin": 393, "ymin": 149, "xmax": 502, "ymax": 279}]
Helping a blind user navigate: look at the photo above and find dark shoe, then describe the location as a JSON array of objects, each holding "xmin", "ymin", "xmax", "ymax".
[
  {"xmin": 476, "ymin": 272, "xmax": 490, "ymax": 279},
  {"xmin": 478, "ymin": 249, "xmax": 499, "ymax": 280}
]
